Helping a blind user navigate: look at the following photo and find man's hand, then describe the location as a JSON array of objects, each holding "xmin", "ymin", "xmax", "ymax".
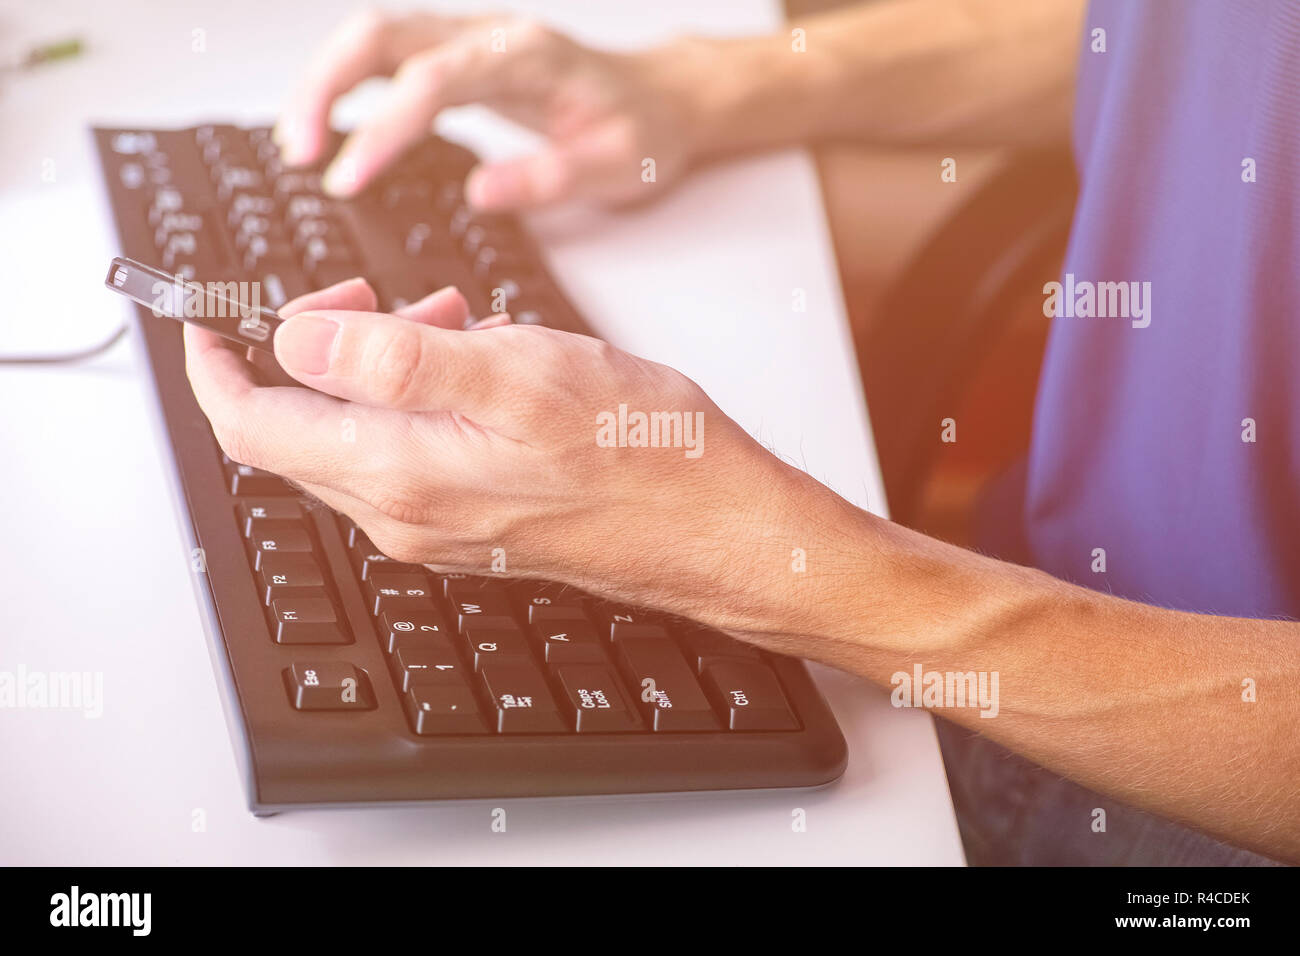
[
  {"xmin": 274, "ymin": 9, "xmax": 702, "ymax": 211},
  {"xmin": 184, "ymin": 278, "xmax": 805, "ymax": 634}
]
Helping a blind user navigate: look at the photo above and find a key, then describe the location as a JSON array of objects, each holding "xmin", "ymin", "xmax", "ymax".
[
  {"xmin": 226, "ymin": 461, "xmax": 293, "ymax": 497},
  {"xmin": 446, "ymin": 579, "xmax": 516, "ymax": 631},
  {"xmin": 589, "ymin": 604, "xmax": 670, "ymax": 642},
  {"xmin": 153, "ymin": 212, "xmax": 203, "ymax": 247},
  {"xmin": 226, "ymin": 192, "xmax": 276, "ymax": 227},
  {"xmin": 280, "ymin": 665, "xmax": 371, "ymax": 712},
  {"xmin": 511, "ymin": 581, "xmax": 588, "ymax": 625},
  {"xmin": 237, "ymin": 499, "xmax": 304, "ymax": 537},
  {"xmin": 478, "ymin": 664, "xmax": 566, "ymax": 733},
  {"xmin": 274, "ymin": 172, "xmax": 323, "ymax": 200},
  {"xmin": 681, "ymin": 629, "xmax": 762, "ymax": 673},
  {"xmin": 405, "ymin": 683, "xmax": 487, "ymax": 735},
  {"xmin": 615, "ymin": 637, "xmax": 718, "ymax": 731},
  {"xmin": 461, "ymin": 624, "xmax": 532, "ymax": 671},
  {"xmin": 214, "ymin": 165, "xmax": 264, "ymax": 201},
  {"xmin": 553, "ymin": 665, "xmax": 642, "ymax": 733},
  {"xmin": 366, "ymin": 572, "xmax": 435, "ymax": 617},
  {"xmin": 271, "ymin": 596, "xmax": 349, "ymax": 645},
  {"xmin": 285, "ymin": 194, "xmax": 327, "ymax": 225},
  {"xmin": 257, "ymin": 552, "xmax": 326, "ymax": 605},
  {"xmin": 392, "ymin": 635, "xmax": 465, "ymax": 692},
  {"xmin": 378, "ymin": 609, "xmax": 450, "ymax": 654},
  {"xmin": 160, "ymin": 231, "xmax": 199, "ymax": 267},
  {"xmin": 700, "ymin": 660, "xmax": 798, "ymax": 731},
  {"xmin": 351, "ymin": 547, "xmax": 395, "ymax": 581},
  {"xmin": 241, "ymin": 233, "xmax": 295, "ymax": 273},
  {"xmin": 248, "ymin": 523, "xmax": 314, "ymax": 570},
  {"xmin": 284, "ymin": 662, "xmax": 375, "ymax": 710},
  {"xmin": 533, "ymin": 620, "xmax": 606, "ymax": 665}
]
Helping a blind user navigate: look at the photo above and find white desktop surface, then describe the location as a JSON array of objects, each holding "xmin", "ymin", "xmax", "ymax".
[{"xmin": 0, "ymin": 0, "xmax": 963, "ymax": 864}]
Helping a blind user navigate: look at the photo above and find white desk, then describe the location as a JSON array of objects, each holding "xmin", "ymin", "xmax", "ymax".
[{"xmin": 0, "ymin": 0, "xmax": 963, "ymax": 864}]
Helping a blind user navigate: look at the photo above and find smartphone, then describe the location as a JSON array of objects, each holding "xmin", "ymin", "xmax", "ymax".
[{"xmin": 104, "ymin": 256, "xmax": 282, "ymax": 352}]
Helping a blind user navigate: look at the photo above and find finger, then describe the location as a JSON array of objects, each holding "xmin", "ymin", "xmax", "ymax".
[
  {"xmin": 322, "ymin": 30, "xmax": 512, "ymax": 197},
  {"xmin": 275, "ymin": 12, "xmax": 457, "ymax": 166},
  {"xmin": 184, "ymin": 321, "xmax": 259, "ymax": 399},
  {"xmin": 186, "ymin": 319, "xmax": 372, "ymax": 485},
  {"xmin": 394, "ymin": 285, "xmax": 470, "ymax": 329},
  {"xmin": 280, "ymin": 276, "xmax": 377, "ymax": 318},
  {"xmin": 465, "ymin": 121, "xmax": 635, "ymax": 212},
  {"xmin": 272, "ymin": 309, "xmax": 516, "ymax": 417}
]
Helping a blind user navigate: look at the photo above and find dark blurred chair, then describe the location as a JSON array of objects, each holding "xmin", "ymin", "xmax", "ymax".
[
  {"xmin": 782, "ymin": 0, "xmax": 1078, "ymax": 537},
  {"xmin": 855, "ymin": 148, "xmax": 1077, "ymax": 530}
]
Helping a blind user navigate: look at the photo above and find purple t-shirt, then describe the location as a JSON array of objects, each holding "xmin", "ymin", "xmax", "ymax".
[{"xmin": 1023, "ymin": 0, "xmax": 1300, "ymax": 617}]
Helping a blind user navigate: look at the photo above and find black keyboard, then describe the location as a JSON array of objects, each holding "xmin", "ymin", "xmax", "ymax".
[{"xmin": 92, "ymin": 124, "xmax": 847, "ymax": 812}]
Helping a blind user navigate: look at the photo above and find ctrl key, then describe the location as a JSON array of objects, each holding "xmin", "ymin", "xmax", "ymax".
[
  {"xmin": 701, "ymin": 661, "xmax": 799, "ymax": 731},
  {"xmin": 284, "ymin": 663, "xmax": 375, "ymax": 711}
]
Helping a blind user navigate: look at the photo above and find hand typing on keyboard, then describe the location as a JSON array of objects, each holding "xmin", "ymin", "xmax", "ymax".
[
  {"xmin": 183, "ymin": 277, "xmax": 834, "ymax": 651},
  {"xmin": 274, "ymin": 10, "xmax": 702, "ymax": 211}
]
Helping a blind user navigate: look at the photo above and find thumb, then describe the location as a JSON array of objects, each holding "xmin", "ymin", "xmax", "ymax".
[{"xmin": 273, "ymin": 310, "xmax": 504, "ymax": 415}]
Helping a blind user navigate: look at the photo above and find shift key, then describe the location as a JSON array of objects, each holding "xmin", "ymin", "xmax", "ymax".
[{"xmin": 616, "ymin": 638, "xmax": 717, "ymax": 731}]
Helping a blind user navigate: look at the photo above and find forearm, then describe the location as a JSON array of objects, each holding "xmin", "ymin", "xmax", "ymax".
[
  {"xmin": 723, "ymin": 470, "xmax": 1300, "ymax": 862},
  {"xmin": 646, "ymin": 0, "xmax": 1085, "ymax": 157}
]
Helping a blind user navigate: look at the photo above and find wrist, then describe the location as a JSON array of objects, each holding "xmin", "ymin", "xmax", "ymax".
[
  {"xmin": 632, "ymin": 32, "xmax": 801, "ymax": 164},
  {"xmin": 697, "ymin": 456, "xmax": 888, "ymax": 652}
]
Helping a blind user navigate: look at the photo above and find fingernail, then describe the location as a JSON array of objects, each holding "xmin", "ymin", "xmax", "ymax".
[{"xmin": 277, "ymin": 314, "xmax": 339, "ymax": 374}]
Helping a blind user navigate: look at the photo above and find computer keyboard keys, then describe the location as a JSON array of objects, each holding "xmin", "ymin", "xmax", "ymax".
[
  {"xmin": 272, "ymin": 597, "xmax": 349, "ymax": 645},
  {"xmin": 353, "ymin": 548, "xmax": 396, "ymax": 581},
  {"xmin": 284, "ymin": 663, "xmax": 375, "ymax": 710},
  {"xmin": 366, "ymin": 572, "xmax": 436, "ymax": 616},
  {"xmin": 616, "ymin": 638, "xmax": 718, "ymax": 731},
  {"xmin": 534, "ymin": 620, "xmax": 606, "ymax": 665},
  {"xmin": 590, "ymin": 604, "xmax": 670, "ymax": 642},
  {"xmin": 257, "ymin": 553, "xmax": 326, "ymax": 605},
  {"xmin": 514, "ymin": 582, "xmax": 589, "ymax": 625},
  {"xmin": 379, "ymin": 609, "xmax": 449, "ymax": 654},
  {"xmin": 462, "ymin": 624, "xmax": 532, "ymax": 671},
  {"xmin": 226, "ymin": 461, "xmax": 293, "ymax": 496},
  {"xmin": 405, "ymin": 683, "xmax": 487, "ymax": 735},
  {"xmin": 237, "ymin": 499, "xmax": 305, "ymax": 537},
  {"xmin": 701, "ymin": 661, "xmax": 798, "ymax": 731},
  {"xmin": 554, "ymin": 665, "xmax": 642, "ymax": 733},
  {"xmin": 682, "ymin": 629, "xmax": 762, "ymax": 673},
  {"xmin": 92, "ymin": 123, "xmax": 845, "ymax": 800},
  {"xmin": 393, "ymin": 637, "xmax": 465, "ymax": 692},
  {"xmin": 447, "ymin": 580, "xmax": 516, "ymax": 631},
  {"xmin": 249, "ymin": 522, "xmax": 314, "ymax": 569},
  {"xmin": 479, "ymin": 664, "xmax": 566, "ymax": 733}
]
